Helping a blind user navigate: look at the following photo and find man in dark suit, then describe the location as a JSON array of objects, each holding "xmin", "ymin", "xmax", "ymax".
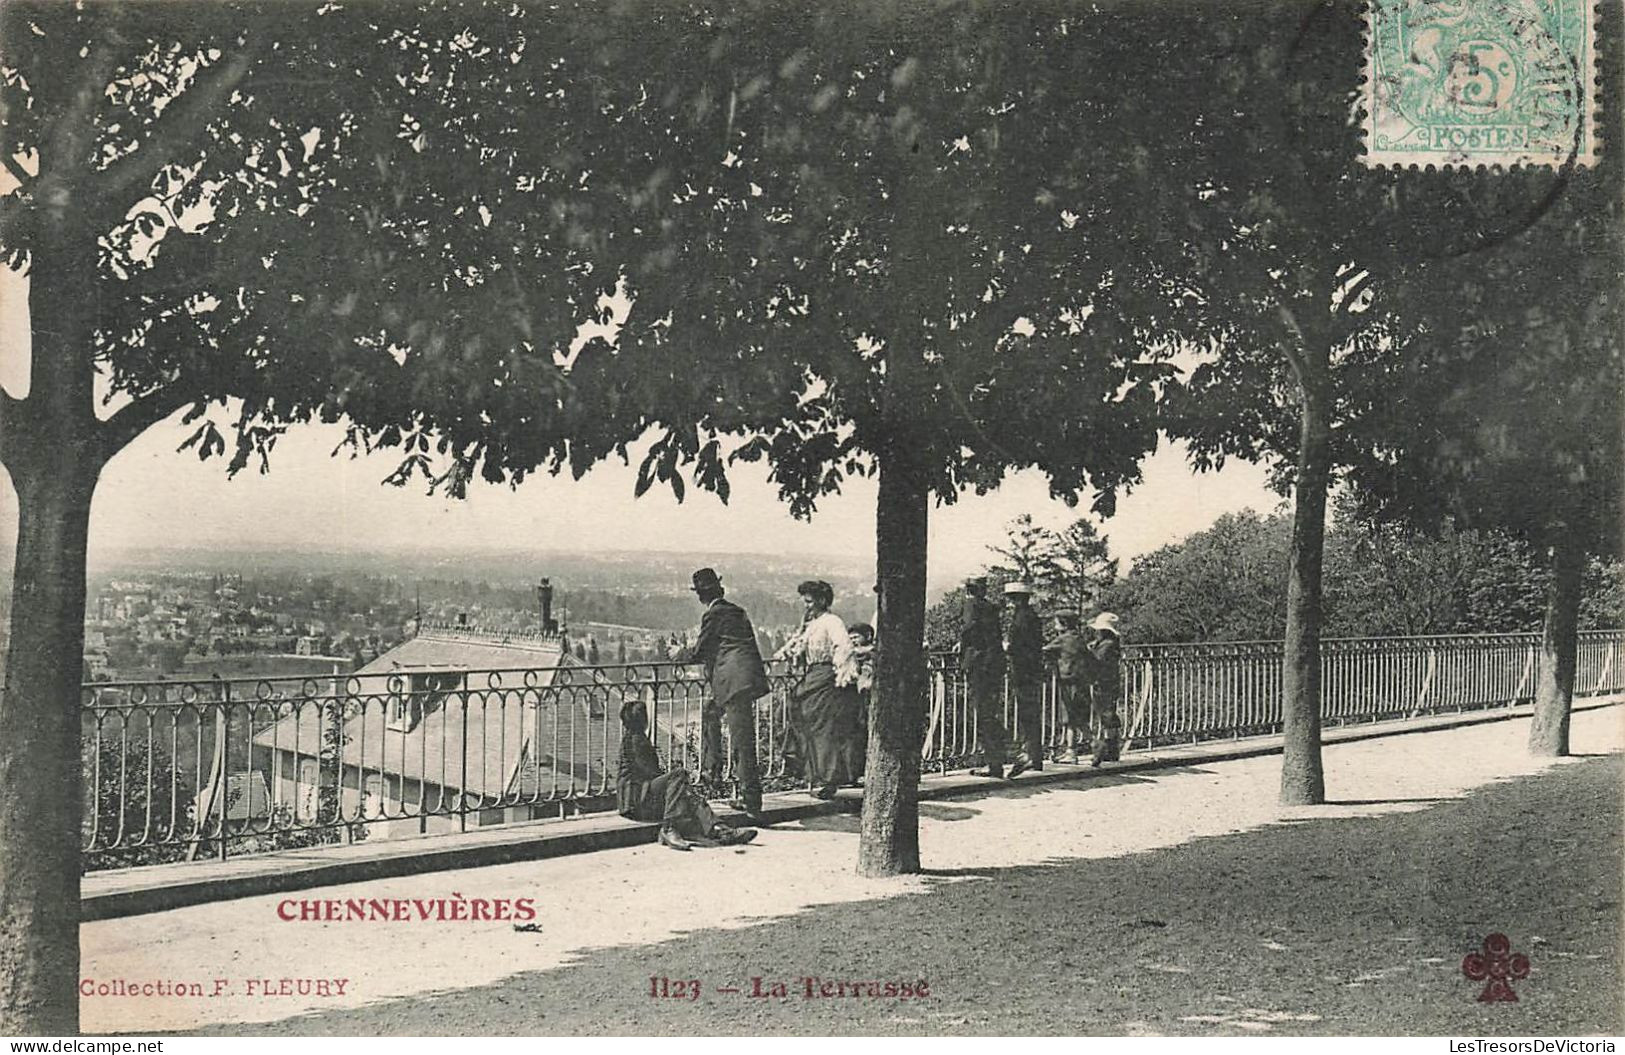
[
  {"xmin": 961, "ymin": 576, "xmax": 1008, "ymax": 779},
  {"xmin": 669, "ymin": 568, "xmax": 770, "ymax": 816},
  {"xmin": 1004, "ymin": 581, "xmax": 1046, "ymax": 778}
]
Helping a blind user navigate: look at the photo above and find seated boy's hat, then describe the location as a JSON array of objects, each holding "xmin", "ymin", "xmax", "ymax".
[
  {"xmin": 1052, "ymin": 607, "xmax": 1079, "ymax": 621},
  {"xmin": 690, "ymin": 567, "xmax": 722, "ymax": 593},
  {"xmin": 1089, "ymin": 611, "xmax": 1121, "ymax": 634}
]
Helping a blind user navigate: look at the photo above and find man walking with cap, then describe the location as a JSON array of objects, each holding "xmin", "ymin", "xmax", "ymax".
[
  {"xmin": 1087, "ymin": 611, "xmax": 1124, "ymax": 766},
  {"xmin": 669, "ymin": 568, "xmax": 770, "ymax": 816},
  {"xmin": 1004, "ymin": 581, "xmax": 1045, "ymax": 777},
  {"xmin": 960, "ymin": 576, "xmax": 1007, "ymax": 779}
]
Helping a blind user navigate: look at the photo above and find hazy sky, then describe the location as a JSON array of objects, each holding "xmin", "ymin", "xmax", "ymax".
[{"xmin": 0, "ymin": 262, "xmax": 1282, "ymax": 584}]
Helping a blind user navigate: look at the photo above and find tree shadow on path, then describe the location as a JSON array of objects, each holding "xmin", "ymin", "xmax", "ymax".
[
  {"xmin": 938, "ymin": 766, "xmax": 1179, "ymax": 805},
  {"xmin": 194, "ymin": 755, "xmax": 1622, "ymax": 1038}
]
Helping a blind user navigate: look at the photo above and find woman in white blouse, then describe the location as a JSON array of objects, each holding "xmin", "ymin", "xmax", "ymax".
[{"xmin": 776, "ymin": 580, "xmax": 864, "ymax": 799}]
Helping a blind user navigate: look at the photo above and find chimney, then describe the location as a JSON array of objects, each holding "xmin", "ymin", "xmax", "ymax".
[{"xmin": 537, "ymin": 579, "xmax": 557, "ymax": 635}]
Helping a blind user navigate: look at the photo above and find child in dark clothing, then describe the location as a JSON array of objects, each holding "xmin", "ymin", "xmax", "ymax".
[
  {"xmin": 1048, "ymin": 610, "xmax": 1092, "ymax": 763},
  {"xmin": 847, "ymin": 622, "xmax": 875, "ymax": 779},
  {"xmin": 617, "ymin": 698, "xmax": 757, "ymax": 851}
]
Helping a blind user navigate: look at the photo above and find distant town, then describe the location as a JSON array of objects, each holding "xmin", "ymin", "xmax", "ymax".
[
  {"xmin": 0, "ymin": 547, "xmax": 877, "ymax": 686},
  {"xmin": 78, "ymin": 569, "xmax": 414, "ymax": 683}
]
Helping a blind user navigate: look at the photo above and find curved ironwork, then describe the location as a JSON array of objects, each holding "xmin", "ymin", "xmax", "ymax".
[{"xmin": 77, "ymin": 630, "xmax": 1625, "ymax": 867}]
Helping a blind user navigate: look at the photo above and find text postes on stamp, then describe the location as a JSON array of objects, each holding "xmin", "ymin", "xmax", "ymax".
[{"xmin": 1364, "ymin": 0, "xmax": 1597, "ymax": 168}]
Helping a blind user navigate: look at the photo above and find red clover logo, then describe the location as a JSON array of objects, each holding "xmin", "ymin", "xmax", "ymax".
[{"xmin": 1461, "ymin": 933, "xmax": 1530, "ymax": 1002}]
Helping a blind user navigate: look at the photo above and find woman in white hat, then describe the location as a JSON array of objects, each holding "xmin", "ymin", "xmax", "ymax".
[{"xmin": 1086, "ymin": 612, "xmax": 1124, "ymax": 766}]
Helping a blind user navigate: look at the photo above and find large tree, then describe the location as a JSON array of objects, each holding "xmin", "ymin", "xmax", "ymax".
[
  {"xmin": 426, "ymin": 1, "xmax": 1234, "ymax": 876},
  {"xmin": 1341, "ymin": 186, "xmax": 1623, "ymax": 756},
  {"xmin": 1323, "ymin": 497, "xmax": 1556, "ymax": 638},
  {"xmin": 1340, "ymin": 0, "xmax": 1624, "ymax": 756},
  {"xmin": 1099, "ymin": 511, "xmax": 1292, "ymax": 644},
  {"xmin": 1153, "ymin": 0, "xmax": 1587, "ymax": 803},
  {"xmin": 0, "ymin": 1, "xmax": 639, "ymax": 1030}
]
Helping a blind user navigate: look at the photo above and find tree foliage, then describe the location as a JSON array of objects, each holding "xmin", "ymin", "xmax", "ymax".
[
  {"xmin": 1097, "ymin": 511, "xmax": 1291, "ymax": 645},
  {"xmin": 1035, "ymin": 517, "xmax": 1117, "ymax": 615},
  {"xmin": 1338, "ymin": 175, "xmax": 1624, "ymax": 566},
  {"xmin": 988, "ymin": 514, "xmax": 1115, "ymax": 606},
  {"xmin": 419, "ymin": 2, "xmax": 1204, "ymax": 518},
  {"xmin": 1074, "ymin": 503, "xmax": 1619, "ymax": 646},
  {"xmin": 988, "ymin": 515, "xmax": 1051, "ymax": 585},
  {"xmin": 927, "ymin": 514, "xmax": 1117, "ymax": 647}
]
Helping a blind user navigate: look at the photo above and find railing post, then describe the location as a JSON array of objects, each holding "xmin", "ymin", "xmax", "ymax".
[
  {"xmin": 340, "ymin": 676, "xmax": 357, "ymax": 845},
  {"xmin": 460, "ymin": 672, "xmax": 469, "ymax": 834},
  {"xmin": 1122, "ymin": 656, "xmax": 1151, "ymax": 753},
  {"xmin": 1593, "ymin": 637, "xmax": 1615, "ymax": 694},
  {"xmin": 186, "ymin": 683, "xmax": 230, "ymax": 864},
  {"xmin": 217, "ymin": 681, "xmax": 230, "ymax": 862},
  {"xmin": 920, "ymin": 660, "xmax": 942, "ymax": 766}
]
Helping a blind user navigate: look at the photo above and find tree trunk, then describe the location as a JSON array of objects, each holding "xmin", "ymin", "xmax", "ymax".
[
  {"xmin": 0, "ymin": 457, "xmax": 97, "ymax": 1034},
  {"xmin": 859, "ymin": 448, "xmax": 929, "ymax": 877},
  {"xmin": 1528, "ymin": 533, "xmax": 1584, "ymax": 757},
  {"xmin": 1280, "ymin": 389, "xmax": 1330, "ymax": 806},
  {"xmin": 1, "ymin": 234, "xmax": 105, "ymax": 1034}
]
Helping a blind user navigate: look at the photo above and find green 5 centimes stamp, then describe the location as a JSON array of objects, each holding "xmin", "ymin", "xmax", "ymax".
[{"xmin": 1364, "ymin": 0, "xmax": 1597, "ymax": 167}]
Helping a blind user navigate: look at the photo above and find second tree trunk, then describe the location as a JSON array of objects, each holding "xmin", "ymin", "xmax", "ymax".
[
  {"xmin": 1280, "ymin": 391, "xmax": 1330, "ymax": 806},
  {"xmin": 859, "ymin": 450, "xmax": 930, "ymax": 877},
  {"xmin": 1529, "ymin": 534, "xmax": 1584, "ymax": 757}
]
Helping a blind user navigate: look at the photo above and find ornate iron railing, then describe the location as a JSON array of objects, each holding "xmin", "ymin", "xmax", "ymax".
[{"xmin": 79, "ymin": 629, "xmax": 1625, "ymax": 868}]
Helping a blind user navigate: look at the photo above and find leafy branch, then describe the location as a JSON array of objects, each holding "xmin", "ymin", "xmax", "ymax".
[{"xmin": 91, "ymin": 40, "xmax": 264, "ymax": 223}]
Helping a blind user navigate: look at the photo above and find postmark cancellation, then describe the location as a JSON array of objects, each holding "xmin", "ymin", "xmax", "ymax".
[{"xmin": 1364, "ymin": 0, "xmax": 1599, "ymax": 168}]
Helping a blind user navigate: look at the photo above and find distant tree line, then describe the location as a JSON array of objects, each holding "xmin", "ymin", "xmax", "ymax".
[{"xmin": 926, "ymin": 504, "xmax": 1625, "ymax": 649}]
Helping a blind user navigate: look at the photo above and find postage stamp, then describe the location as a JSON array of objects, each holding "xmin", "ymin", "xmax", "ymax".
[{"xmin": 1364, "ymin": 0, "xmax": 1598, "ymax": 167}]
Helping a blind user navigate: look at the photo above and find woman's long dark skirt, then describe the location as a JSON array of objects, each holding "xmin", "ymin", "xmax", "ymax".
[{"xmin": 793, "ymin": 661, "xmax": 864, "ymax": 786}]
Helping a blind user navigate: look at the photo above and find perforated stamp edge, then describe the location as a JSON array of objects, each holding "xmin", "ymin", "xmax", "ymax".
[{"xmin": 1360, "ymin": 0, "xmax": 1602, "ymax": 170}]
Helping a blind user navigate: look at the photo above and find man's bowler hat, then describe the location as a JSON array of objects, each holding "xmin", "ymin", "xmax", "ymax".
[{"xmin": 690, "ymin": 567, "xmax": 723, "ymax": 593}]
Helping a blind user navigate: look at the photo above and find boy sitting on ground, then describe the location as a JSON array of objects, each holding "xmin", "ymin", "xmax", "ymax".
[{"xmin": 616, "ymin": 698, "xmax": 758, "ymax": 851}]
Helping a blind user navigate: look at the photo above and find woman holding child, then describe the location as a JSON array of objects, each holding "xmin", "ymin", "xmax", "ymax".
[{"xmin": 776, "ymin": 580, "xmax": 866, "ymax": 800}]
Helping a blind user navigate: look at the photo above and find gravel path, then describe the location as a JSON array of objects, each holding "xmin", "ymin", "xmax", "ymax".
[{"xmin": 82, "ymin": 706, "xmax": 1623, "ymax": 1036}]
